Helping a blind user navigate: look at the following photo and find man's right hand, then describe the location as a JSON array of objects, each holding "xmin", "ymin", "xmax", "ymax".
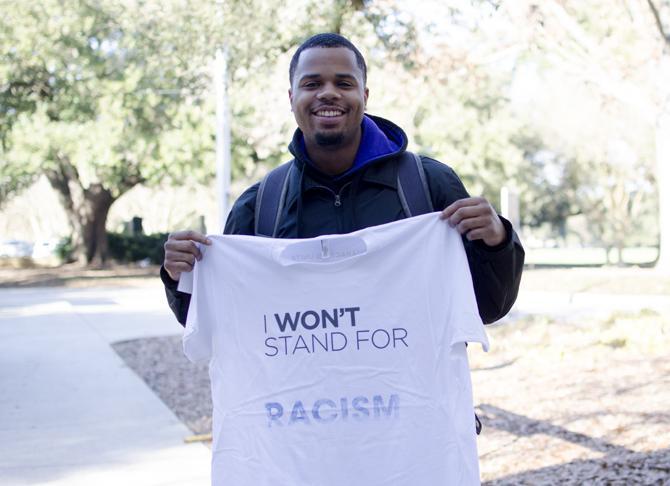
[{"xmin": 163, "ymin": 230, "xmax": 212, "ymax": 282}]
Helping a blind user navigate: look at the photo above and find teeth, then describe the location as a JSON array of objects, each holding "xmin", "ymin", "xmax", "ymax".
[{"xmin": 316, "ymin": 110, "xmax": 343, "ymax": 117}]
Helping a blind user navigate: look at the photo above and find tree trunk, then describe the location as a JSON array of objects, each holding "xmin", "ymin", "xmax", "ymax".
[
  {"xmin": 43, "ymin": 155, "xmax": 118, "ymax": 267},
  {"xmin": 78, "ymin": 186, "xmax": 115, "ymax": 267},
  {"xmin": 655, "ymin": 96, "xmax": 670, "ymax": 272}
]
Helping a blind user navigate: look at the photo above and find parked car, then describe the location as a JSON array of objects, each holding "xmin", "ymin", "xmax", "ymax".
[{"xmin": 0, "ymin": 240, "xmax": 34, "ymax": 258}]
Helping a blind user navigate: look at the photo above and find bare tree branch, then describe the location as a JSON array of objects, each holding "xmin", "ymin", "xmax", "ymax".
[{"xmin": 646, "ymin": 0, "xmax": 670, "ymax": 47}]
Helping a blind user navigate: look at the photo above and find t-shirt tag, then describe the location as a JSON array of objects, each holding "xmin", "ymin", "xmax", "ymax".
[
  {"xmin": 320, "ymin": 239, "xmax": 330, "ymax": 259},
  {"xmin": 276, "ymin": 236, "xmax": 367, "ymax": 265}
]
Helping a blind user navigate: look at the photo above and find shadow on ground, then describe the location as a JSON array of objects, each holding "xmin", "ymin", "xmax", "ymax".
[{"xmin": 479, "ymin": 404, "xmax": 670, "ymax": 485}]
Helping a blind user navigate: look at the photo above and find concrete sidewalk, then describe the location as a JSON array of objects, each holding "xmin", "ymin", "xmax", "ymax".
[{"xmin": 0, "ymin": 284, "xmax": 210, "ymax": 486}]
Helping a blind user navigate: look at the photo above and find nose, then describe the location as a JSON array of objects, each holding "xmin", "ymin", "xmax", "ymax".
[{"xmin": 316, "ymin": 82, "xmax": 341, "ymax": 101}]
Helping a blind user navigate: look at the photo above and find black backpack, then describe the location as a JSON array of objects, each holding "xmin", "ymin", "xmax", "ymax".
[{"xmin": 254, "ymin": 151, "xmax": 434, "ymax": 237}]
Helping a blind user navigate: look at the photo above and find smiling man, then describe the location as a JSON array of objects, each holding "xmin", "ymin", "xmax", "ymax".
[
  {"xmin": 289, "ymin": 45, "xmax": 368, "ymax": 175},
  {"xmin": 161, "ymin": 32, "xmax": 524, "ymax": 327}
]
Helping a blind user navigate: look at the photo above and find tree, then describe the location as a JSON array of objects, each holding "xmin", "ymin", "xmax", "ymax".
[
  {"xmin": 1, "ymin": 0, "xmax": 423, "ymax": 265},
  {"xmin": 492, "ymin": 0, "xmax": 669, "ymax": 267},
  {"xmin": 645, "ymin": 0, "xmax": 670, "ymax": 270},
  {"xmin": 0, "ymin": 0, "xmax": 217, "ymax": 265}
]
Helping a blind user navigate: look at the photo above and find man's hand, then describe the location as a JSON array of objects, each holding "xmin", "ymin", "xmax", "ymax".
[
  {"xmin": 440, "ymin": 197, "xmax": 506, "ymax": 247},
  {"xmin": 163, "ymin": 230, "xmax": 212, "ymax": 281}
]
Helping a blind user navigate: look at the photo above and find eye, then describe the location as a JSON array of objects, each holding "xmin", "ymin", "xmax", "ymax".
[
  {"xmin": 338, "ymin": 81, "xmax": 353, "ymax": 88},
  {"xmin": 302, "ymin": 81, "xmax": 319, "ymax": 88}
]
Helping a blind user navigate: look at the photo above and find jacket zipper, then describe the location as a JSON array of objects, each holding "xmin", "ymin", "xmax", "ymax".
[
  {"xmin": 334, "ymin": 182, "xmax": 351, "ymax": 207},
  {"xmin": 310, "ymin": 181, "xmax": 351, "ymax": 234},
  {"xmin": 318, "ymin": 182, "xmax": 350, "ymax": 207}
]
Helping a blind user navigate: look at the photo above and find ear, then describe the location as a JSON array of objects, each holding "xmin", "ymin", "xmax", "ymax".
[
  {"xmin": 364, "ymin": 87, "xmax": 369, "ymax": 108},
  {"xmin": 288, "ymin": 88, "xmax": 294, "ymax": 111}
]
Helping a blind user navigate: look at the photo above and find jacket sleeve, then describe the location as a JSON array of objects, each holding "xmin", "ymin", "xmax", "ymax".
[
  {"xmin": 162, "ymin": 183, "xmax": 260, "ymax": 326},
  {"xmin": 421, "ymin": 157, "xmax": 525, "ymax": 324}
]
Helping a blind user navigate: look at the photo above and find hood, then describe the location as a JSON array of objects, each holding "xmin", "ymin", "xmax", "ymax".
[{"xmin": 288, "ymin": 114, "xmax": 408, "ymax": 180}]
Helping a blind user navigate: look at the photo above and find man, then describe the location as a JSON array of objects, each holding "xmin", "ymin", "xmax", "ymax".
[{"xmin": 161, "ymin": 33, "xmax": 524, "ymax": 324}]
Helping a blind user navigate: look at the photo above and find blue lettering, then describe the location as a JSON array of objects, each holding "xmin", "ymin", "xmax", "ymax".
[
  {"xmin": 312, "ymin": 399, "xmax": 337, "ymax": 423},
  {"xmin": 311, "ymin": 333, "xmax": 329, "ymax": 352},
  {"xmin": 289, "ymin": 401, "xmax": 310, "ymax": 425},
  {"xmin": 277, "ymin": 335, "xmax": 290, "ymax": 354},
  {"xmin": 393, "ymin": 328, "xmax": 408, "ymax": 347},
  {"xmin": 301, "ymin": 310, "xmax": 320, "ymax": 330},
  {"xmin": 371, "ymin": 329, "xmax": 391, "ymax": 349},
  {"xmin": 343, "ymin": 307, "xmax": 360, "ymax": 326},
  {"xmin": 321, "ymin": 309, "xmax": 339, "ymax": 328},
  {"xmin": 351, "ymin": 396, "xmax": 369, "ymax": 420},
  {"xmin": 266, "ymin": 395, "xmax": 399, "ymax": 427},
  {"xmin": 340, "ymin": 397, "xmax": 349, "ymax": 421},
  {"xmin": 264, "ymin": 337, "xmax": 278, "ymax": 357},
  {"xmin": 274, "ymin": 312, "xmax": 300, "ymax": 332},
  {"xmin": 373, "ymin": 394, "xmax": 400, "ymax": 418},
  {"xmin": 356, "ymin": 329, "xmax": 370, "ymax": 350},
  {"xmin": 292, "ymin": 334, "xmax": 311, "ymax": 354},
  {"xmin": 266, "ymin": 402, "xmax": 283, "ymax": 427},
  {"xmin": 331, "ymin": 331, "xmax": 347, "ymax": 351}
]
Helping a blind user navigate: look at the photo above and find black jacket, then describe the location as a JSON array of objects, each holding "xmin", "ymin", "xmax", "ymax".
[{"xmin": 162, "ymin": 116, "xmax": 524, "ymax": 325}]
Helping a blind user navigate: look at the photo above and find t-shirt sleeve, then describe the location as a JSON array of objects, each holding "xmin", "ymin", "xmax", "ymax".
[
  {"xmin": 182, "ymin": 256, "xmax": 214, "ymax": 364},
  {"xmin": 445, "ymin": 228, "xmax": 491, "ymax": 352}
]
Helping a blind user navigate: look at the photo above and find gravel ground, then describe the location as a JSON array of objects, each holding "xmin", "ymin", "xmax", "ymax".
[
  {"xmin": 112, "ymin": 308, "xmax": 670, "ymax": 484},
  {"xmin": 112, "ymin": 336, "xmax": 213, "ymax": 435}
]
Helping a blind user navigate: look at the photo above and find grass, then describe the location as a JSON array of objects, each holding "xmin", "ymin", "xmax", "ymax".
[
  {"xmin": 521, "ymin": 267, "xmax": 670, "ymax": 295},
  {"xmin": 524, "ymin": 247, "xmax": 657, "ymax": 266}
]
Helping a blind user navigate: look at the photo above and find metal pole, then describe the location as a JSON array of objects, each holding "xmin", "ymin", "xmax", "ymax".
[
  {"xmin": 500, "ymin": 186, "xmax": 520, "ymax": 232},
  {"xmin": 214, "ymin": 47, "xmax": 232, "ymax": 232}
]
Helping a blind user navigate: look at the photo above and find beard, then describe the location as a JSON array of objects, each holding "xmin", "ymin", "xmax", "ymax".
[{"xmin": 315, "ymin": 131, "xmax": 344, "ymax": 147}]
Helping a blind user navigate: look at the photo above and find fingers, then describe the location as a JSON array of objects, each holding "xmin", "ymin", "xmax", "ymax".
[
  {"xmin": 441, "ymin": 197, "xmax": 488, "ymax": 225},
  {"xmin": 440, "ymin": 197, "xmax": 506, "ymax": 246},
  {"xmin": 168, "ymin": 230, "xmax": 212, "ymax": 246},
  {"xmin": 453, "ymin": 216, "xmax": 490, "ymax": 236},
  {"xmin": 441, "ymin": 196, "xmax": 485, "ymax": 220},
  {"xmin": 163, "ymin": 230, "xmax": 212, "ymax": 281}
]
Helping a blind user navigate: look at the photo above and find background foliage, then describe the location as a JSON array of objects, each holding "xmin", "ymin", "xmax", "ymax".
[{"xmin": 1, "ymin": 0, "xmax": 668, "ymax": 267}]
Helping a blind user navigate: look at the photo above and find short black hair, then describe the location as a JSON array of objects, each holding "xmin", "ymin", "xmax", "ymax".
[{"xmin": 289, "ymin": 33, "xmax": 367, "ymax": 86}]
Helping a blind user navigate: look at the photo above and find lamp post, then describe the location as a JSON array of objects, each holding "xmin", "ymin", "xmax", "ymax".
[{"xmin": 214, "ymin": 47, "xmax": 232, "ymax": 232}]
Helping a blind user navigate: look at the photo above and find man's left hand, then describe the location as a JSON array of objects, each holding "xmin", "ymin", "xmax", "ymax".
[{"xmin": 440, "ymin": 197, "xmax": 506, "ymax": 247}]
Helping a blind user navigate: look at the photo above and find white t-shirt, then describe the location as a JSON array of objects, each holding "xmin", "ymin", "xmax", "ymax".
[{"xmin": 183, "ymin": 212, "xmax": 489, "ymax": 486}]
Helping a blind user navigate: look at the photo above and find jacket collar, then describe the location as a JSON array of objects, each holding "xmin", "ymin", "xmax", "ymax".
[
  {"xmin": 289, "ymin": 115, "xmax": 406, "ymax": 169},
  {"xmin": 286, "ymin": 115, "xmax": 407, "ymax": 213}
]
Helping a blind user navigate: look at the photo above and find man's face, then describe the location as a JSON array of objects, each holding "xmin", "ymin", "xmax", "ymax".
[{"xmin": 289, "ymin": 47, "xmax": 368, "ymax": 149}]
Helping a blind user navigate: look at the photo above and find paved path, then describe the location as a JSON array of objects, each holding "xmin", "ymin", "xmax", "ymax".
[{"xmin": 0, "ymin": 284, "xmax": 210, "ymax": 486}]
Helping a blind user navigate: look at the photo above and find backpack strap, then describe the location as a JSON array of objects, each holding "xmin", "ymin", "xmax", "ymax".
[
  {"xmin": 254, "ymin": 160, "xmax": 294, "ymax": 237},
  {"xmin": 255, "ymin": 152, "xmax": 433, "ymax": 237},
  {"xmin": 396, "ymin": 151, "xmax": 434, "ymax": 217}
]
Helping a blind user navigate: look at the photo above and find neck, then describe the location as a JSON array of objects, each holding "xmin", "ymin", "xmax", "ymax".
[{"xmin": 304, "ymin": 129, "xmax": 362, "ymax": 176}]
